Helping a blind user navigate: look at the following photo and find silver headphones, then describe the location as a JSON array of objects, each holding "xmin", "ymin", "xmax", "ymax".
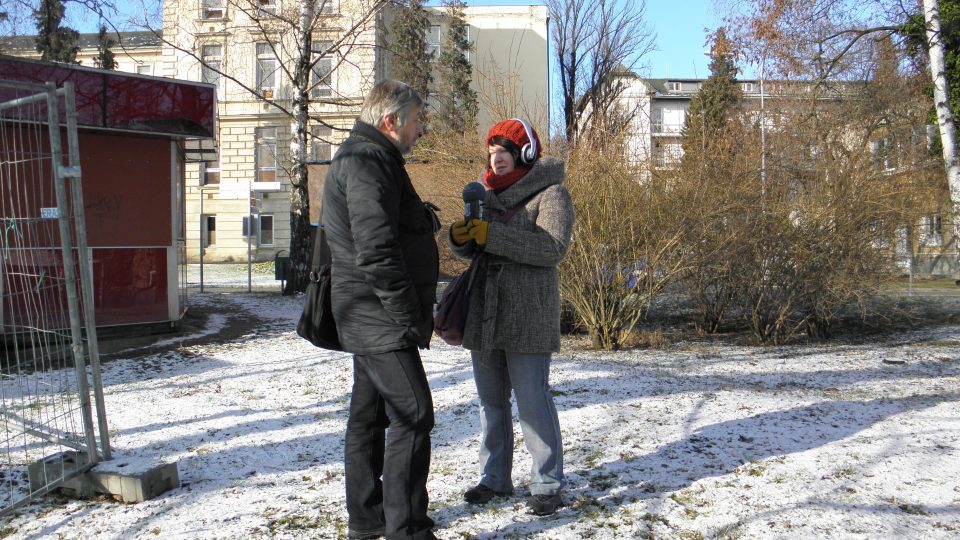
[{"xmin": 510, "ymin": 117, "xmax": 538, "ymax": 165}]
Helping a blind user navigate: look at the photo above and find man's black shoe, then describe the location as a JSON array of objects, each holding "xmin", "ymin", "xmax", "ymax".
[
  {"xmin": 347, "ymin": 528, "xmax": 384, "ymax": 539},
  {"xmin": 527, "ymin": 492, "xmax": 563, "ymax": 516},
  {"xmin": 463, "ymin": 484, "xmax": 512, "ymax": 504}
]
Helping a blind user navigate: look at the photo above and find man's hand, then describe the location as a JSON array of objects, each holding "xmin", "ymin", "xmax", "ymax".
[
  {"xmin": 467, "ymin": 219, "xmax": 489, "ymax": 246},
  {"xmin": 450, "ymin": 220, "xmax": 471, "ymax": 245}
]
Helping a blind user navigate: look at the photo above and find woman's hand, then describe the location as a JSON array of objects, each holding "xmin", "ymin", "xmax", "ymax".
[
  {"xmin": 450, "ymin": 220, "xmax": 471, "ymax": 245},
  {"xmin": 467, "ymin": 219, "xmax": 489, "ymax": 246}
]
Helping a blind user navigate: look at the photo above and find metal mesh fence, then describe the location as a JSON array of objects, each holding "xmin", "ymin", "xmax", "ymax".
[{"xmin": 0, "ymin": 81, "xmax": 109, "ymax": 515}]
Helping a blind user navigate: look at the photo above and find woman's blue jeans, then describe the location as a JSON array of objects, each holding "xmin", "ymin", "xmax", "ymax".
[{"xmin": 470, "ymin": 350, "xmax": 564, "ymax": 496}]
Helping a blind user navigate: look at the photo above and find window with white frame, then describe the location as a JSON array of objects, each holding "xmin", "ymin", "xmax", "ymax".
[
  {"xmin": 311, "ymin": 41, "xmax": 333, "ymax": 98},
  {"xmin": 259, "ymin": 215, "xmax": 274, "ymax": 246},
  {"xmin": 255, "ymin": 127, "xmax": 278, "ymax": 182},
  {"xmin": 427, "ymin": 25, "xmax": 441, "ymax": 59},
  {"xmin": 922, "ymin": 214, "xmax": 943, "ymax": 246},
  {"xmin": 137, "ymin": 64, "xmax": 153, "ymax": 75},
  {"xmin": 869, "ymin": 220, "xmax": 889, "ymax": 249},
  {"xmin": 202, "ymin": 158, "xmax": 220, "ymax": 184},
  {"xmin": 667, "ymin": 81, "xmax": 681, "ymax": 92},
  {"xmin": 741, "ymin": 82, "xmax": 755, "ymax": 93},
  {"xmin": 319, "ymin": 0, "xmax": 338, "ymax": 14},
  {"xmin": 201, "ymin": 44, "xmax": 222, "ymax": 89},
  {"xmin": 202, "ymin": 0, "xmax": 224, "ymax": 19},
  {"xmin": 258, "ymin": 0, "xmax": 276, "ymax": 14},
  {"xmin": 311, "ymin": 124, "xmax": 332, "ymax": 161},
  {"xmin": 871, "ymin": 136, "xmax": 898, "ymax": 171},
  {"xmin": 256, "ymin": 43, "xmax": 277, "ymax": 96}
]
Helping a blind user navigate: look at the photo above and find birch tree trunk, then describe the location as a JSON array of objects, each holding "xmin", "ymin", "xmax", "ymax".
[
  {"xmin": 923, "ymin": 0, "xmax": 960, "ymax": 274},
  {"xmin": 284, "ymin": 0, "xmax": 316, "ymax": 295}
]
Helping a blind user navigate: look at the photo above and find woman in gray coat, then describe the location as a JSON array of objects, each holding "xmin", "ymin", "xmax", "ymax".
[{"xmin": 449, "ymin": 118, "xmax": 574, "ymax": 516}]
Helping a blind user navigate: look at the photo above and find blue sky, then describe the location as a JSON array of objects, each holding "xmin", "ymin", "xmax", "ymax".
[{"xmin": 67, "ymin": 0, "xmax": 723, "ymax": 79}]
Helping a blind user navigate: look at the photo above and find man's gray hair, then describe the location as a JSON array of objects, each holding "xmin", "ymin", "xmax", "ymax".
[{"xmin": 359, "ymin": 80, "xmax": 424, "ymax": 128}]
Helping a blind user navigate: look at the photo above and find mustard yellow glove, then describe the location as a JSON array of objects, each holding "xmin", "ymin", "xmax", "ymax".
[
  {"xmin": 467, "ymin": 219, "xmax": 489, "ymax": 246},
  {"xmin": 450, "ymin": 220, "xmax": 471, "ymax": 245}
]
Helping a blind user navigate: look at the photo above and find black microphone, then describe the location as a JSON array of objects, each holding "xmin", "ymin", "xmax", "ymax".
[{"xmin": 462, "ymin": 182, "xmax": 486, "ymax": 222}]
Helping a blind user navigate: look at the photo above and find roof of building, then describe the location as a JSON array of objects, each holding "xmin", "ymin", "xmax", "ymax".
[
  {"xmin": 0, "ymin": 55, "xmax": 214, "ymax": 139},
  {"xmin": 0, "ymin": 31, "xmax": 162, "ymax": 53}
]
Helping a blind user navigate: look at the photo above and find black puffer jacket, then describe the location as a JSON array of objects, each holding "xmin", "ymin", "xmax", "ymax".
[{"xmin": 322, "ymin": 120, "xmax": 439, "ymax": 354}]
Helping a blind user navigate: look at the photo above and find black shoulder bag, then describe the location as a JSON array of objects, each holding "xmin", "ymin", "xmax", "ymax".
[{"xmin": 296, "ymin": 223, "xmax": 343, "ymax": 351}]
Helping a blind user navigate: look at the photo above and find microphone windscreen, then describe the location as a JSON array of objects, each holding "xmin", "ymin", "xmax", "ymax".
[{"xmin": 462, "ymin": 182, "xmax": 485, "ymax": 202}]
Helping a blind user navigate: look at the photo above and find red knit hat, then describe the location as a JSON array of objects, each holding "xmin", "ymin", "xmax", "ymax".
[{"xmin": 486, "ymin": 118, "xmax": 542, "ymax": 164}]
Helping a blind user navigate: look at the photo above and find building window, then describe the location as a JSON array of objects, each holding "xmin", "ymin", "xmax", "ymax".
[
  {"xmin": 311, "ymin": 41, "xmax": 333, "ymax": 98},
  {"xmin": 872, "ymin": 136, "xmax": 898, "ymax": 172},
  {"xmin": 202, "ymin": 158, "xmax": 220, "ymax": 184},
  {"xmin": 259, "ymin": 215, "xmax": 274, "ymax": 246},
  {"xmin": 870, "ymin": 220, "xmax": 889, "ymax": 249},
  {"xmin": 427, "ymin": 24, "xmax": 441, "ymax": 59},
  {"xmin": 922, "ymin": 214, "xmax": 943, "ymax": 246},
  {"xmin": 319, "ymin": 0, "xmax": 338, "ymax": 14},
  {"xmin": 258, "ymin": 0, "xmax": 276, "ymax": 14},
  {"xmin": 204, "ymin": 215, "xmax": 216, "ymax": 246},
  {"xmin": 136, "ymin": 64, "xmax": 153, "ymax": 75},
  {"xmin": 255, "ymin": 127, "xmax": 278, "ymax": 182},
  {"xmin": 311, "ymin": 124, "xmax": 332, "ymax": 161},
  {"xmin": 201, "ymin": 44, "xmax": 222, "ymax": 89},
  {"xmin": 741, "ymin": 82, "xmax": 755, "ymax": 93},
  {"xmin": 667, "ymin": 81, "xmax": 681, "ymax": 92},
  {"xmin": 202, "ymin": 0, "xmax": 224, "ymax": 19},
  {"xmin": 256, "ymin": 43, "xmax": 277, "ymax": 97}
]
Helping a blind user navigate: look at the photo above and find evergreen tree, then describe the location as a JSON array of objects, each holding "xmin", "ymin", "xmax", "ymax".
[
  {"xmin": 34, "ymin": 0, "xmax": 79, "ymax": 63},
  {"xmin": 434, "ymin": 0, "xmax": 477, "ymax": 134},
  {"xmin": 390, "ymin": 0, "xmax": 433, "ymax": 104},
  {"xmin": 94, "ymin": 24, "xmax": 116, "ymax": 70},
  {"xmin": 681, "ymin": 27, "xmax": 742, "ymax": 159}
]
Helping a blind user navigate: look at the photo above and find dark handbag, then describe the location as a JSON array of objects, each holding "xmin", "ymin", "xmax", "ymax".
[
  {"xmin": 433, "ymin": 256, "xmax": 480, "ymax": 346},
  {"xmin": 297, "ymin": 226, "xmax": 343, "ymax": 351}
]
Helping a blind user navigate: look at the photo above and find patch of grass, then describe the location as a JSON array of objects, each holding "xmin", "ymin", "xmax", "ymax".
[
  {"xmin": 266, "ymin": 512, "xmax": 335, "ymax": 533},
  {"xmin": 584, "ymin": 449, "xmax": 604, "ymax": 467},
  {"xmin": 884, "ymin": 277, "xmax": 959, "ymax": 289},
  {"xmin": 714, "ymin": 520, "xmax": 747, "ymax": 539},
  {"xmin": 670, "ymin": 489, "xmax": 708, "ymax": 518},
  {"xmin": 0, "ymin": 527, "xmax": 18, "ymax": 539},
  {"xmin": 831, "ymin": 465, "xmax": 855, "ymax": 479},
  {"xmin": 625, "ymin": 328, "xmax": 670, "ymax": 349},
  {"xmin": 898, "ymin": 503, "xmax": 929, "ymax": 516}
]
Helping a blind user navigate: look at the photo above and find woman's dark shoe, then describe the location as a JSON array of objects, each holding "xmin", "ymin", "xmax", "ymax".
[
  {"xmin": 527, "ymin": 492, "xmax": 563, "ymax": 516},
  {"xmin": 463, "ymin": 484, "xmax": 511, "ymax": 504}
]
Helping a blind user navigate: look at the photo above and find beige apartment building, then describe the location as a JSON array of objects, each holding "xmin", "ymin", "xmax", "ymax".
[
  {"xmin": 616, "ymin": 73, "xmax": 956, "ymax": 276},
  {"xmin": 1, "ymin": 1, "xmax": 548, "ymax": 263}
]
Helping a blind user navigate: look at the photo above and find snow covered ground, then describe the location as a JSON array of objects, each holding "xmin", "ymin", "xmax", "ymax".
[{"xmin": 3, "ymin": 276, "xmax": 960, "ymax": 539}]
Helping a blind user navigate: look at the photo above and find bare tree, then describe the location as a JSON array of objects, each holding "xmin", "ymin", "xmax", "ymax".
[
  {"xmin": 140, "ymin": 0, "xmax": 388, "ymax": 294},
  {"xmin": 546, "ymin": 0, "xmax": 655, "ymax": 144}
]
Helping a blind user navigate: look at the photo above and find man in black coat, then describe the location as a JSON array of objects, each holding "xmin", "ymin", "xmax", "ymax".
[{"xmin": 321, "ymin": 80, "xmax": 439, "ymax": 540}]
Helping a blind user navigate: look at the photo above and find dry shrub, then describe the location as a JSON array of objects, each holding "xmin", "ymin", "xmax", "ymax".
[
  {"xmin": 407, "ymin": 129, "xmax": 486, "ymax": 278},
  {"xmin": 674, "ymin": 83, "xmax": 941, "ymax": 344},
  {"xmin": 623, "ymin": 327, "xmax": 670, "ymax": 349},
  {"xmin": 560, "ymin": 143, "xmax": 686, "ymax": 350}
]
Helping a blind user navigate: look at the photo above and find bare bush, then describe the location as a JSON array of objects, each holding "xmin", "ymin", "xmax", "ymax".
[{"xmin": 559, "ymin": 142, "xmax": 686, "ymax": 350}]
